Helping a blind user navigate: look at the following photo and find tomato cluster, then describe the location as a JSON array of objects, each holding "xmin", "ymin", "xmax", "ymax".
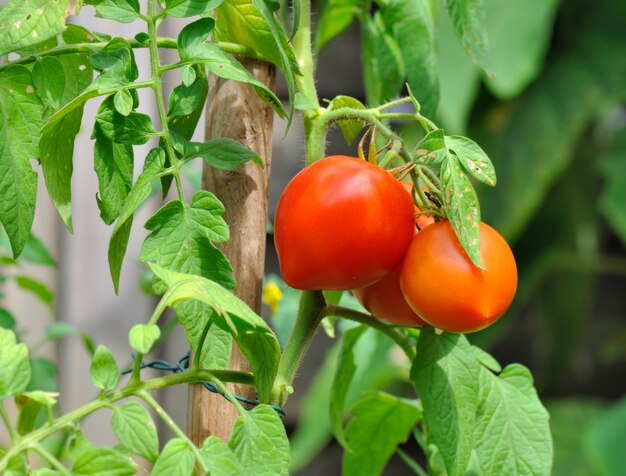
[{"xmin": 274, "ymin": 156, "xmax": 517, "ymax": 333}]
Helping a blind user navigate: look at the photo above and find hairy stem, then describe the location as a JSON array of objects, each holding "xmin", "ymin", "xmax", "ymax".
[
  {"xmin": 147, "ymin": 0, "xmax": 186, "ymax": 202},
  {"xmin": 138, "ymin": 391, "xmax": 209, "ymax": 473},
  {"xmin": 0, "ymin": 369, "xmax": 253, "ymax": 471},
  {"xmin": 272, "ymin": 291, "xmax": 326, "ymax": 406}
]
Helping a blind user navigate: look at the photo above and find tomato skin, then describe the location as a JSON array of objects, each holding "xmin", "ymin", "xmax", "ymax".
[
  {"xmin": 353, "ymin": 265, "xmax": 427, "ymax": 326},
  {"xmin": 353, "ymin": 182, "xmax": 429, "ymax": 326},
  {"xmin": 274, "ymin": 156, "xmax": 415, "ymax": 291},
  {"xmin": 400, "ymin": 220, "xmax": 517, "ymax": 333}
]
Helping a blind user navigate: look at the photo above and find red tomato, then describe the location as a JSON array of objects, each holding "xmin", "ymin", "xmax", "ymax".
[
  {"xmin": 400, "ymin": 220, "xmax": 517, "ymax": 333},
  {"xmin": 353, "ymin": 265, "xmax": 427, "ymax": 326},
  {"xmin": 353, "ymin": 182, "xmax": 430, "ymax": 326},
  {"xmin": 274, "ymin": 156, "xmax": 415, "ymax": 290}
]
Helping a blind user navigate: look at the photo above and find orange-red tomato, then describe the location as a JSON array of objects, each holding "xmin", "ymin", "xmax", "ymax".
[
  {"xmin": 353, "ymin": 182, "xmax": 431, "ymax": 326},
  {"xmin": 400, "ymin": 220, "xmax": 517, "ymax": 333},
  {"xmin": 274, "ymin": 156, "xmax": 415, "ymax": 290}
]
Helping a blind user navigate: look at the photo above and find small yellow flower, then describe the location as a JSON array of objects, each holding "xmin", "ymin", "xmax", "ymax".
[{"xmin": 262, "ymin": 281, "xmax": 283, "ymax": 314}]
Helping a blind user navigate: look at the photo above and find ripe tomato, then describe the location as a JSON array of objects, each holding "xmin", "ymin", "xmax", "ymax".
[
  {"xmin": 353, "ymin": 182, "xmax": 432, "ymax": 326},
  {"xmin": 400, "ymin": 220, "xmax": 517, "ymax": 333},
  {"xmin": 274, "ymin": 155, "xmax": 415, "ymax": 290},
  {"xmin": 353, "ymin": 265, "xmax": 427, "ymax": 326}
]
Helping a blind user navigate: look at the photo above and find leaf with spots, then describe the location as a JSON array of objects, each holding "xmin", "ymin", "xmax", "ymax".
[
  {"xmin": 441, "ymin": 154, "xmax": 483, "ymax": 268},
  {"xmin": 447, "ymin": 135, "xmax": 496, "ymax": 186},
  {"xmin": 0, "ymin": 0, "xmax": 70, "ymax": 56},
  {"xmin": 414, "ymin": 129, "xmax": 447, "ymax": 165},
  {"xmin": 0, "ymin": 66, "xmax": 43, "ymax": 257}
]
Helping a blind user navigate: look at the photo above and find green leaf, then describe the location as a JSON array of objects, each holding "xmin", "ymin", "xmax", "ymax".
[
  {"xmin": 0, "ymin": 0, "xmax": 70, "ymax": 55},
  {"xmin": 165, "ymin": 0, "xmax": 223, "ymax": 17},
  {"xmin": 360, "ymin": 12, "xmax": 405, "ymax": 106},
  {"xmin": 447, "ymin": 135, "xmax": 496, "ymax": 186},
  {"xmin": 0, "ymin": 65, "xmax": 42, "ymax": 257},
  {"xmin": 32, "ymin": 57, "xmax": 66, "ymax": 110},
  {"xmin": 477, "ymin": 8, "xmax": 626, "ymax": 241},
  {"xmin": 93, "ymin": 123, "xmax": 134, "ymax": 225},
  {"xmin": 472, "ymin": 364, "xmax": 552, "ymax": 475},
  {"xmin": 184, "ymin": 138, "xmax": 263, "ymax": 170},
  {"xmin": 31, "ymin": 469, "xmax": 63, "ymax": 476},
  {"xmin": 40, "ymin": 103, "xmax": 84, "ymax": 233},
  {"xmin": 15, "ymin": 275, "xmax": 54, "ymax": 310},
  {"xmin": 0, "ymin": 308, "xmax": 16, "ymax": 330},
  {"xmin": 328, "ymin": 96, "xmax": 365, "ymax": 145},
  {"xmin": 229, "ymin": 405, "xmax": 290, "ymax": 476},
  {"xmin": 443, "ymin": 0, "xmax": 493, "ymax": 76},
  {"xmin": 86, "ymin": 0, "xmax": 141, "ymax": 23},
  {"xmin": 16, "ymin": 392, "xmax": 44, "ymax": 434},
  {"xmin": 140, "ymin": 191, "xmax": 234, "ymax": 289},
  {"xmin": 175, "ymin": 301, "xmax": 233, "ymax": 369},
  {"xmin": 5, "ymin": 454, "xmax": 28, "ymax": 476},
  {"xmin": 113, "ymin": 89, "xmax": 133, "ymax": 116},
  {"xmin": 108, "ymin": 147, "xmax": 165, "ymax": 293},
  {"xmin": 95, "ymin": 96, "xmax": 155, "ymax": 145},
  {"xmin": 149, "ymin": 264, "xmax": 280, "ymax": 402},
  {"xmin": 181, "ymin": 64, "xmax": 197, "ymax": 87},
  {"xmin": 168, "ymin": 76, "xmax": 207, "ymax": 117},
  {"xmin": 111, "ymin": 401, "xmax": 159, "ymax": 463},
  {"xmin": 343, "ymin": 392, "xmax": 421, "ymax": 476},
  {"xmin": 19, "ymin": 233, "xmax": 56, "ymax": 266},
  {"xmin": 27, "ymin": 357, "xmax": 57, "ymax": 392},
  {"xmin": 90, "ymin": 345, "xmax": 119, "ymax": 391},
  {"xmin": 436, "ymin": 7, "xmax": 480, "ymax": 133},
  {"xmin": 90, "ymin": 37, "xmax": 138, "ymax": 83},
  {"xmin": 330, "ymin": 325, "xmax": 366, "ymax": 449},
  {"xmin": 483, "ymin": 0, "xmax": 560, "ymax": 98},
  {"xmin": 441, "ymin": 154, "xmax": 483, "ymax": 268},
  {"xmin": 585, "ymin": 395, "xmax": 626, "ymax": 476},
  {"xmin": 315, "ymin": 0, "xmax": 358, "ymax": 51},
  {"xmin": 294, "ymin": 92, "xmax": 318, "ymax": 111},
  {"xmin": 414, "ymin": 129, "xmax": 447, "ymax": 165},
  {"xmin": 410, "ymin": 329, "xmax": 479, "ymax": 476},
  {"xmin": 0, "ymin": 328, "xmax": 30, "ymax": 398},
  {"xmin": 205, "ymin": 10, "xmax": 290, "ymax": 118},
  {"xmin": 128, "ymin": 324, "xmax": 160, "ymax": 354},
  {"xmin": 45, "ymin": 322, "xmax": 76, "ymax": 340},
  {"xmin": 72, "ymin": 447, "xmax": 137, "ymax": 476},
  {"xmin": 200, "ymin": 436, "xmax": 245, "ymax": 475},
  {"xmin": 382, "ymin": 0, "xmax": 438, "ymax": 118},
  {"xmin": 150, "ymin": 437, "xmax": 195, "ymax": 476}
]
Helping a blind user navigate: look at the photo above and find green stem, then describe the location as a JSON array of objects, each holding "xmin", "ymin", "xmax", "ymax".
[
  {"xmin": 192, "ymin": 317, "xmax": 214, "ymax": 370},
  {"xmin": 326, "ymin": 305, "xmax": 416, "ymax": 360},
  {"xmin": 272, "ymin": 291, "xmax": 326, "ymax": 406},
  {"xmin": 0, "ymin": 38, "xmax": 178, "ymax": 71},
  {"xmin": 293, "ymin": 0, "xmax": 324, "ymax": 163},
  {"xmin": 30, "ymin": 443, "xmax": 70, "ymax": 475},
  {"xmin": 147, "ymin": 0, "xmax": 184, "ymax": 202},
  {"xmin": 0, "ymin": 369, "xmax": 253, "ymax": 472},
  {"xmin": 0, "ymin": 401, "xmax": 17, "ymax": 443},
  {"xmin": 129, "ymin": 352, "xmax": 145, "ymax": 386},
  {"xmin": 397, "ymin": 448, "xmax": 429, "ymax": 476},
  {"xmin": 138, "ymin": 391, "xmax": 209, "ymax": 473}
]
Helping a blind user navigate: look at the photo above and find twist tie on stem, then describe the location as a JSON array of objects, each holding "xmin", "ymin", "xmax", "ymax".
[{"xmin": 121, "ymin": 352, "xmax": 286, "ymax": 417}]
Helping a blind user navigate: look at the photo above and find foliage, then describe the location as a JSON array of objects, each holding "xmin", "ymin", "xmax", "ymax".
[{"xmin": 5, "ymin": 0, "xmax": 622, "ymax": 474}]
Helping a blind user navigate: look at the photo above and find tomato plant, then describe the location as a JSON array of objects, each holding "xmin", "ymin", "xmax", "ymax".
[
  {"xmin": 274, "ymin": 155, "xmax": 415, "ymax": 290},
  {"xmin": 400, "ymin": 220, "xmax": 518, "ymax": 333}
]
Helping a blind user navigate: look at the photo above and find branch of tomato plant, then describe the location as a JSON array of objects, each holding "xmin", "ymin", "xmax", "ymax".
[
  {"xmin": 30, "ymin": 443, "xmax": 70, "ymax": 476},
  {"xmin": 271, "ymin": 291, "xmax": 418, "ymax": 407},
  {"xmin": 0, "ymin": 369, "xmax": 253, "ymax": 472},
  {"xmin": 138, "ymin": 390, "xmax": 210, "ymax": 473},
  {"xmin": 325, "ymin": 304, "xmax": 417, "ymax": 360},
  {"xmin": 146, "ymin": 0, "xmax": 186, "ymax": 204}
]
